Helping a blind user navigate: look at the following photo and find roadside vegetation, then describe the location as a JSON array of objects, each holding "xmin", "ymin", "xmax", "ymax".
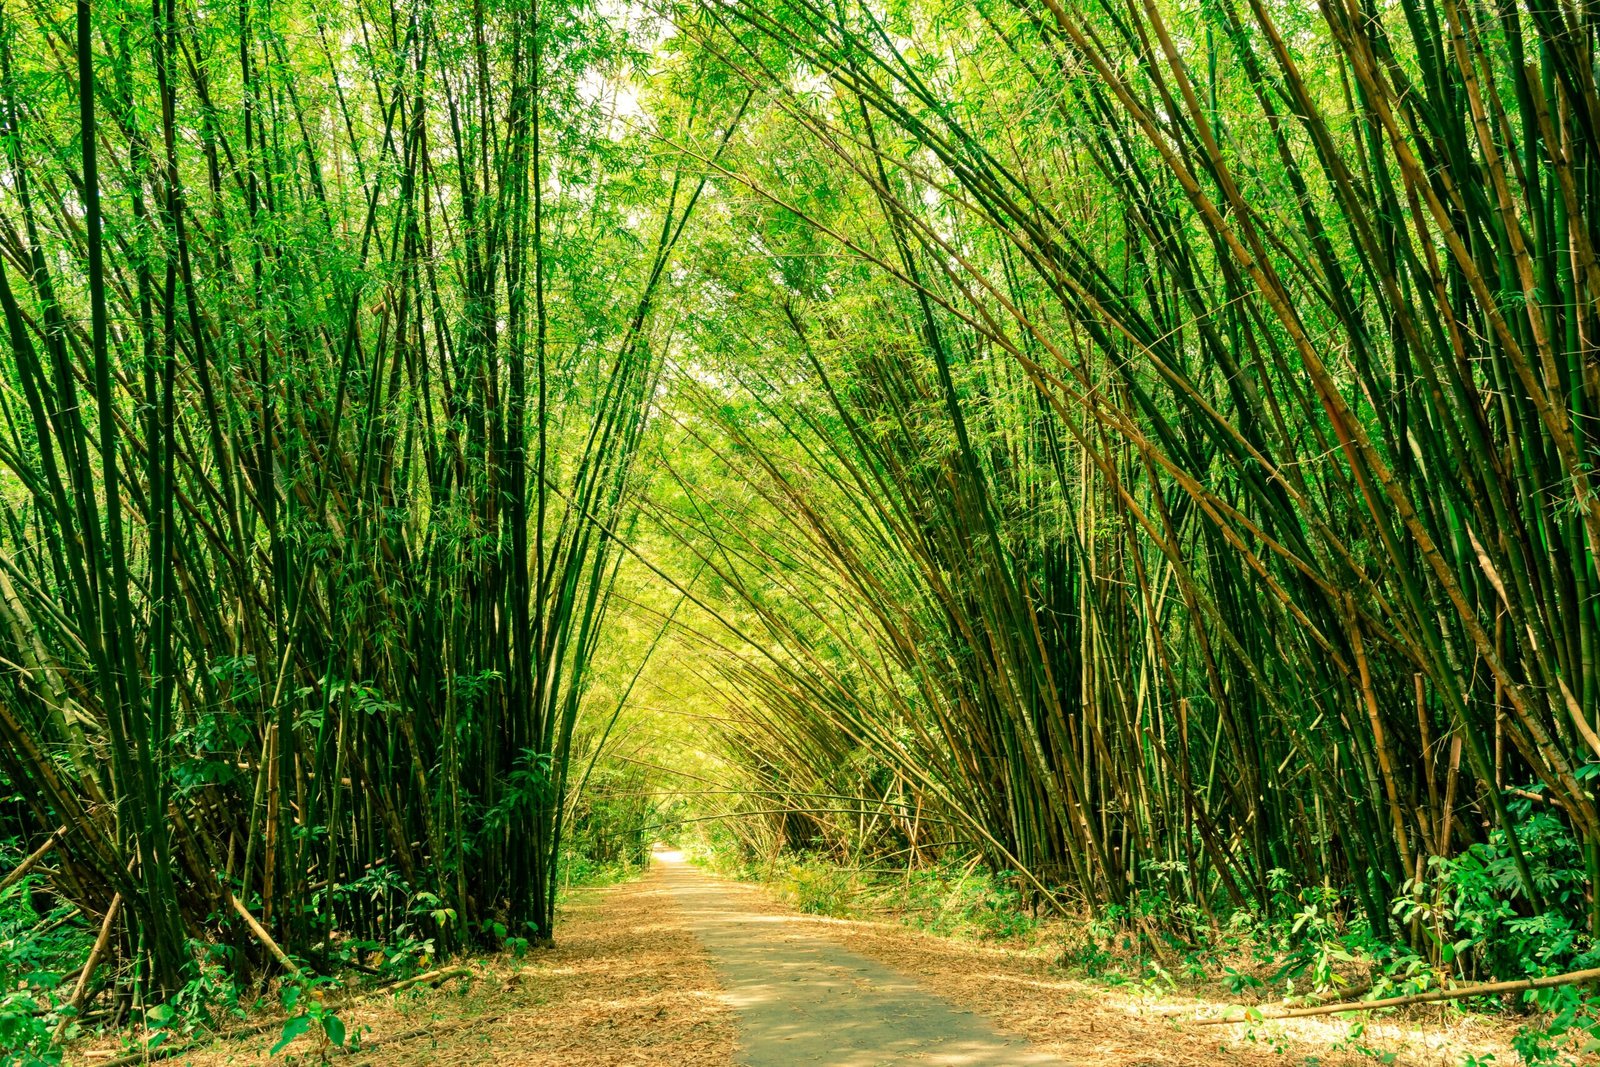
[{"xmin": 692, "ymin": 833, "xmax": 1595, "ymax": 1064}]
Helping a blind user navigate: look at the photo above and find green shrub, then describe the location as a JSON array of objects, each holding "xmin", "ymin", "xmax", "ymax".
[
  {"xmin": 780, "ymin": 859, "xmax": 860, "ymax": 916},
  {"xmin": 0, "ymin": 843, "xmax": 91, "ymax": 1064}
]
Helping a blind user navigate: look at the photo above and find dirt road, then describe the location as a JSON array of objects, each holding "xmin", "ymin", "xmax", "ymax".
[
  {"xmin": 656, "ymin": 851, "xmax": 1061, "ymax": 1065},
  {"xmin": 79, "ymin": 858, "xmax": 1506, "ymax": 1066}
]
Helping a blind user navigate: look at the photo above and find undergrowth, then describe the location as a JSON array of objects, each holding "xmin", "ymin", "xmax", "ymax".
[
  {"xmin": 0, "ymin": 840, "xmax": 91, "ymax": 1066},
  {"xmin": 0, "ymin": 841, "xmax": 646, "ymax": 1067}
]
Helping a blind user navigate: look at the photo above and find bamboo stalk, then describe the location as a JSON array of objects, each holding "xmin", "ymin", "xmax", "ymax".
[
  {"xmin": 1198, "ymin": 967, "xmax": 1600, "ymax": 1025},
  {"xmin": 0, "ymin": 827, "xmax": 64, "ymax": 895},
  {"xmin": 230, "ymin": 894, "xmax": 303, "ymax": 979},
  {"xmin": 51, "ymin": 893, "xmax": 120, "ymax": 1044}
]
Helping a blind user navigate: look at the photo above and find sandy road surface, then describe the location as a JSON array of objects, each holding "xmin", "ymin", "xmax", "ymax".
[{"xmin": 657, "ymin": 851, "xmax": 1061, "ymax": 1065}]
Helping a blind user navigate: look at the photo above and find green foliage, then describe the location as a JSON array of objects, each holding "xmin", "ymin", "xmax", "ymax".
[
  {"xmin": 779, "ymin": 859, "xmax": 861, "ymax": 917},
  {"xmin": 0, "ymin": 842, "xmax": 88, "ymax": 1064},
  {"xmin": 1509, "ymin": 985, "xmax": 1600, "ymax": 1066},
  {"xmin": 1424, "ymin": 806, "xmax": 1597, "ymax": 981},
  {"xmin": 751, "ymin": 851, "xmax": 1043, "ymax": 942},
  {"xmin": 271, "ymin": 977, "xmax": 350, "ymax": 1061}
]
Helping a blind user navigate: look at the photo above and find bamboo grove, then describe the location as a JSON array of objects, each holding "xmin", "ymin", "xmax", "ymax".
[
  {"xmin": 627, "ymin": 0, "xmax": 1600, "ymax": 969},
  {"xmin": 6, "ymin": 0, "xmax": 1600, "ymax": 1028},
  {"xmin": 0, "ymin": 0, "xmax": 719, "ymax": 1005}
]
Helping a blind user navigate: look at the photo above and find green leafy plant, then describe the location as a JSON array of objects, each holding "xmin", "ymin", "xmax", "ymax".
[{"xmin": 271, "ymin": 978, "xmax": 348, "ymax": 1062}]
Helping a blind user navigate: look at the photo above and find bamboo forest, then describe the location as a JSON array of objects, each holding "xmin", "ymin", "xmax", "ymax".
[{"xmin": 3, "ymin": 0, "xmax": 1600, "ymax": 1061}]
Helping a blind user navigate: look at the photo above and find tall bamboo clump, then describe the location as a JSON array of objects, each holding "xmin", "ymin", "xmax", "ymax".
[
  {"xmin": 654, "ymin": 0, "xmax": 1600, "ymax": 943},
  {"xmin": 0, "ymin": 0, "xmax": 697, "ymax": 1001}
]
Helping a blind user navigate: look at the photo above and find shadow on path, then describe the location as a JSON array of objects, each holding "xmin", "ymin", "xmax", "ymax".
[{"xmin": 654, "ymin": 850, "xmax": 1065, "ymax": 1066}]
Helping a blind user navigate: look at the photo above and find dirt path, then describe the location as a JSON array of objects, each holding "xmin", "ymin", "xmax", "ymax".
[
  {"xmin": 73, "ymin": 859, "xmax": 1510, "ymax": 1066},
  {"xmin": 658, "ymin": 853, "xmax": 1061, "ymax": 1065},
  {"xmin": 652, "ymin": 857, "xmax": 1509, "ymax": 1067}
]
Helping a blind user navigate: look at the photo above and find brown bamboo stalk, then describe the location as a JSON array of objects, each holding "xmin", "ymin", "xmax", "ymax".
[
  {"xmin": 229, "ymin": 893, "xmax": 303, "ymax": 978},
  {"xmin": 1198, "ymin": 966, "xmax": 1600, "ymax": 1025},
  {"xmin": 51, "ymin": 892, "xmax": 119, "ymax": 1044},
  {"xmin": 0, "ymin": 826, "xmax": 65, "ymax": 894}
]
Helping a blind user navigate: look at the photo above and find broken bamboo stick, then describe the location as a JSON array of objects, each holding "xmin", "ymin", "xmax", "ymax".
[
  {"xmin": 51, "ymin": 892, "xmax": 120, "ymax": 1044},
  {"xmin": 229, "ymin": 893, "xmax": 303, "ymax": 978},
  {"xmin": 0, "ymin": 826, "xmax": 65, "ymax": 894},
  {"xmin": 1197, "ymin": 966, "xmax": 1600, "ymax": 1025},
  {"xmin": 379, "ymin": 966, "xmax": 472, "ymax": 994}
]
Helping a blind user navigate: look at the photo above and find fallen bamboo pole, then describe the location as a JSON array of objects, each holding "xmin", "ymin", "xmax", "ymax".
[
  {"xmin": 229, "ymin": 894, "xmax": 303, "ymax": 978},
  {"xmin": 380, "ymin": 966, "xmax": 473, "ymax": 994},
  {"xmin": 0, "ymin": 827, "xmax": 65, "ymax": 894},
  {"xmin": 1197, "ymin": 966, "xmax": 1600, "ymax": 1025},
  {"xmin": 51, "ymin": 893, "xmax": 120, "ymax": 1044},
  {"xmin": 84, "ymin": 967, "xmax": 484, "ymax": 1066}
]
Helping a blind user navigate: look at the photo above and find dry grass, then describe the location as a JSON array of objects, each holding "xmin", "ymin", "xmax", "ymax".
[{"xmin": 66, "ymin": 877, "xmax": 736, "ymax": 1067}]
